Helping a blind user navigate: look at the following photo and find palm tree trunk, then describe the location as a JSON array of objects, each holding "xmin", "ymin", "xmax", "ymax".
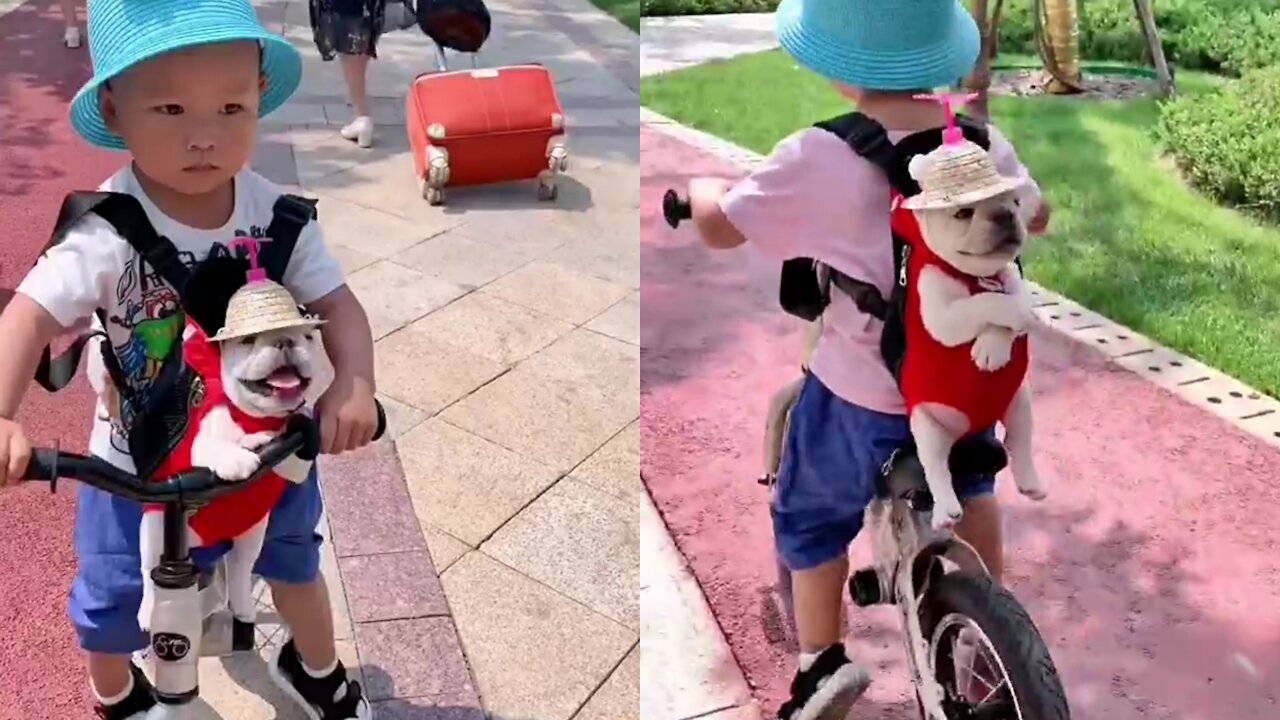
[{"xmin": 1040, "ymin": 0, "xmax": 1083, "ymax": 93}]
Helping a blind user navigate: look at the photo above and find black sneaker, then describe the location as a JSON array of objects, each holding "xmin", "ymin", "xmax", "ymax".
[
  {"xmin": 94, "ymin": 663, "xmax": 156, "ymax": 720},
  {"xmin": 776, "ymin": 643, "xmax": 872, "ymax": 720},
  {"xmin": 268, "ymin": 639, "xmax": 371, "ymax": 720}
]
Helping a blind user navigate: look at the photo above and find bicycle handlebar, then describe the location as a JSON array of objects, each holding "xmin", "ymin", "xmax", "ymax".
[
  {"xmin": 663, "ymin": 189, "xmax": 691, "ymax": 229},
  {"xmin": 23, "ymin": 401, "xmax": 387, "ymax": 505}
]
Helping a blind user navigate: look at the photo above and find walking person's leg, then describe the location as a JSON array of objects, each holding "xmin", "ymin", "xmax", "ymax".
[
  {"xmin": 339, "ymin": 53, "xmax": 374, "ymax": 148},
  {"xmin": 59, "ymin": 0, "xmax": 81, "ymax": 48}
]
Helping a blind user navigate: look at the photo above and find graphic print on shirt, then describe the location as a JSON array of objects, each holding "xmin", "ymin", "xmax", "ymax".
[{"xmin": 104, "ymin": 225, "xmax": 269, "ymax": 457}]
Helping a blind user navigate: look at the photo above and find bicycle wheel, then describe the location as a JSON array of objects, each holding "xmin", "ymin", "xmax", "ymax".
[{"xmin": 918, "ymin": 572, "xmax": 1070, "ymax": 720}]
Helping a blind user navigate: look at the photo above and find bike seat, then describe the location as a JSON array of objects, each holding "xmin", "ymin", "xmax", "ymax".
[{"xmin": 878, "ymin": 432, "xmax": 1009, "ymax": 508}]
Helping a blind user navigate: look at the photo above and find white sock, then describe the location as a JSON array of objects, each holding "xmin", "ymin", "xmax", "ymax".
[
  {"xmin": 93, "ymin": 672, "xmax": 134, "ymax": 706},
  {"xmin": 301, "ymin": 656, "xmax": 338, "ymax": 678}
]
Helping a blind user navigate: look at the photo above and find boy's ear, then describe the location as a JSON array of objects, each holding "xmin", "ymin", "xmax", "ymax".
[
  {"xmin": 99, "ymin": 86, "xmax": 120, "ymax": 134},
  {"xmin": 259, "ymin": 74, "xmax": 268, "ymax": 96}
]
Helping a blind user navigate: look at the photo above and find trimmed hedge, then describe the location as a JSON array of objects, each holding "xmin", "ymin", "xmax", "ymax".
[
  {"xmin": 1157, "ymin": 66, "xmax": 1280, "ymax": 219},
  {"xmin": 640, "ymin": 0, "xmax": 778, "ymax": 16},
  {"xmin": 992, "ymin": 0, "xmax": 1280, "ymax": 76}
]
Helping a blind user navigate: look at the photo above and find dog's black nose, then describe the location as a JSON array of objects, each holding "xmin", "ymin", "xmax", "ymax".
[
  {"xmin": 990, "ymin": 207, "xmax": 1017, "ymax": 228},
  {"xmin": 274, "ymin": 337, "xmax": 295, "ymax": 349}
]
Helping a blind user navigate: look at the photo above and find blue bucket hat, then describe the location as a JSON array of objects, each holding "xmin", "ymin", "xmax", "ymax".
[
  {"xmin": 775, "ymin": 0, "xmax": 980, "ymax": 91},
  {"xmin": 70, "ymin": 0, "xmax": 303, "ymax": 150}
]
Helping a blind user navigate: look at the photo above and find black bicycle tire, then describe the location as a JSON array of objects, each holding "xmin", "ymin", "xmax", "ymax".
[{"xmin": 918, "ymin": 572, "xmax": 1070, "ymax": 720}]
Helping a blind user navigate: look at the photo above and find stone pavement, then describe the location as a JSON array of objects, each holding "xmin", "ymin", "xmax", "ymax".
[
  {"xmin": 639, "ymin": 13, "xmax": 776, "ymax": 77},
  {"xmin": 193, "ymin": 0, "xmax": 641, "ymax": 718}
]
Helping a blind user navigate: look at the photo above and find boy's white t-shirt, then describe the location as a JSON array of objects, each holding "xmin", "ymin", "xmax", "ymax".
[{"xmin": 17, "ymin": 165, "xmax": 346, "ymax": 473}]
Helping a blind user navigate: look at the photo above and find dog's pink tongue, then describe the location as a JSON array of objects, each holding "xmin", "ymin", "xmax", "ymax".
[{"xmin": 266, "ymin": 369, "xmax": 303, "ymax": 397}]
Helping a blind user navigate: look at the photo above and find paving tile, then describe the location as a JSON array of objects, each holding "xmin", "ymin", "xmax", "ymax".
[
  {"xmin": 572, "ymin": 647, "xmax": 639, "ymax": 720},
  {"xmin": 374, "ymin": 327, "xmax": 506, "ymax": 414},
  {"xmin": 315, "ymin": 194, "xmax": 452, "ymax": 259},
  {"xmin": 440, "ymin": 553, "xmax": 634, "ymax": 720},
  {"xmin": 396, "ymin": 226, "xmax": 561, "ymax": 289},
  {"xmin": 329, "ymin": 242, "xmax": 378, "ymax": 275},
  {"xmin": 338, "ymin": 551, "xmax": 448, "ymax": 623},
  {"xmin": 372, "ymin": 693, "xmax": 486, "ymax": 720},
  {"xmin": 571, "ymin": 421, "xmax": 641, "ymax": 504},
  {"xmin": 346, "ymin": 260, "xmax": 467, "ymax": 339},
  {"xmin": 408, "ymin": 292, "xmax": 574, "ymax": 367},
  {"xmin": 376, "ymin": 392, "xmax": 428, "ymax": 440},
  {"xmin": 521, "ymin": 327, "xmax": 639, "ymax": 403},
  {"xmin": 319, "ymin": 442, "xmax": 427, "ymax": 557},
  {"xmin": 439, "ymin": 364, "xmax": 637, "ymax": 473},
  {"xmin": 484, "ymin": 261, "xmax": 631, "ymax": 326},
  {"xmin": 585, "ymin": 292, "xmax": 639, "ymax": 346},
  {"xmin": 543, "ymin": 234, "xmax": 640, "ymax": 289},
  {"xmin": 422, "ymin": 525, "xmax": 472, "ymax": 574},
  {"xmin": 304, "ymin": 137, "xmax": 466, "ymax": 227},
  {"xmin": 354, "ymin": 617, "xmax": 475, "ymax": 702},
  {"xmin": 483, "ymin": 478, "xmax": 638, "ymax": 629},
  {"xmin": 319, "ymin": 528, "xmax": 356, "ymax": 642},
  {"xmin": 290, "ymin": 125, "xmax": 416, "ymax": 187},
  {"xmin": 398, "ymin": 418, "xmax": 561, "ymax": 546},
  {"xmin": 251, "ymin": 129, "xmax": 299, "ymax": 186}
]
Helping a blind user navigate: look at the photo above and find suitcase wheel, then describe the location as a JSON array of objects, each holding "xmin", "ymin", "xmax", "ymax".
[
  {"xmin": 548, "ymin": 144, "xmax": 568, "ymax": 174},
  {"xmin": 537, "ymin": 179, "xmax": 558, "ymax": 202},
  {"xmin": 421, "ymin": 180, "xmax": 445, "ymax": 205}
]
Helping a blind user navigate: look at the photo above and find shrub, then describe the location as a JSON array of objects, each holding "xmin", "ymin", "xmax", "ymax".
[
  {"xmin": 991, "ymin": 0, "xmax": 1280, "ymax": 75},
  {"xmin": 1157, "ymin": 66, "xmax": 1280, "ymax": 218},
  {"xmin": 640, "ymin": 0, "xmax": 779, "ymax": 16}
]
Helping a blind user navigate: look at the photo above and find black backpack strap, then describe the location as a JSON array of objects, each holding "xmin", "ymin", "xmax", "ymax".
[
  {"xmin": 258, "ymin": 194, "xmax": 317, "ymax": 283},
  {"xmin": 34, "ymin": 192, "xmax": 186, "ymax": 393}
]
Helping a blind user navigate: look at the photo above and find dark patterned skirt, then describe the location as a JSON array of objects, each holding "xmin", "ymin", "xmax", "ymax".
[{"xmin": 310, "ymin": 0, "xmax": 387, "ymax": 60}]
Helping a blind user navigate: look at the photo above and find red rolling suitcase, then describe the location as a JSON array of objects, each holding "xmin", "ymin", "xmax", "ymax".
[{"xmin": 406, "ymin": 64, "xmax": 569, "ymax": 205}]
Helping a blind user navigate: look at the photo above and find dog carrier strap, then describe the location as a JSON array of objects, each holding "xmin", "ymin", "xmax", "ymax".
[
  {"xmin": 259, "ymin": 194, "xmax": 318, "ymax": 283},
  {"xmin": 34, "ymin": 192, "xmax": 185, "ymax": 392}
]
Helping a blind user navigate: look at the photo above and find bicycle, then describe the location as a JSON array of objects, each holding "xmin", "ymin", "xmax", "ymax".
[
  {"xmin": 663, "ymin": 189, "xmax": 1070, "ymax": 720},
  {"xmin": 23, "ymin": 402, "xmax": 387, "ymax": 715}
]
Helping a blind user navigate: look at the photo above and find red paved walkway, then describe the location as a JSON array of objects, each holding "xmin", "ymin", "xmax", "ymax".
[
  {"xmin": 0, "ymin": 1, "xmax": 123, "ymax": 717},
  {"xmin": 640, "ymin": 125, "xmax": 1280, "ymax": 719}
]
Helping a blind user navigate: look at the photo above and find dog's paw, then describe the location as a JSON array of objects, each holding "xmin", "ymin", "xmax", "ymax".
[
  {"xmin": 1014, "ymin": 465, "xmax": 1048, "ymax": 501},
  {"xmin": 209, "ymin": 447, "xmax": 263, "ymax": 482},
  {"xmin": 239, "ymin": 431, "xmax": 277, "ymax": 451},
  {"xmin": 137, "ymin": 584, "xmax": 155, "ymax": 633},
  {"xmin": 930, "ymin": 493, "xmax": 965, "ymax": 530},
  {"xmin": 971, "ymin": 329, "xmax": 1014, "ymax": 372}
]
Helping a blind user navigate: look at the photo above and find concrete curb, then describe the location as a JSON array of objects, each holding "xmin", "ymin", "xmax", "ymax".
[{"xmin": 641, "ymin": 105, "xmax": 1280, "ymax": 455}]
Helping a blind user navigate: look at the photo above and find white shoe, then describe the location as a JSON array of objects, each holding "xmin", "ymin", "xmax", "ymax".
[
  {"xmin": 64, "ymin": 26, "xmax": 81, "ymax": 48},
  {"xmin": 340, "ymin": 116, "xmax": 374, "ymax": 148}
]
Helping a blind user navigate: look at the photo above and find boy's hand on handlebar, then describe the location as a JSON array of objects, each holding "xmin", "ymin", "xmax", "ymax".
[
  {"xmin": 315, "ymin": 376, "xmax": 379, "ymax": 455},
  {"xmin": 0, "ymin": 418, "xmax": 32, "ymax": 487}
]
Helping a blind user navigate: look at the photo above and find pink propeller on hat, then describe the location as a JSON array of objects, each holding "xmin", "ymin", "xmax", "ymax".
[
  {"xmin": 227, "ymin": 236, "xmax": 268, "ymax": 284},
  {"xmin": 914, "ymin": 91, "xmax": 979, "ymax": 146}
]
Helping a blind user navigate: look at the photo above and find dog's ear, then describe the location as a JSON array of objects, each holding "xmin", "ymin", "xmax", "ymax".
[
  {"xmin": 908, "ymin": 153, "xmax": 933, "ymax": 183},
  {"xmin": 183, "ymin": 255, "xmax": 249, "ymax": 335}
]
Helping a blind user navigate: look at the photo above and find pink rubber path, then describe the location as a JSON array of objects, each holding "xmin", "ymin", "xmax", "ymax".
[
  {"xmin": 0, "ymin": 2, "xmax": 124, "ymax": 717},
  {"xmin": 640, "ymin": 125, "xmax": 1280, "ymax": 719}
]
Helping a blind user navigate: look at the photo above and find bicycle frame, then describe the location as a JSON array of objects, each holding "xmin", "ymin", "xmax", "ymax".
[
  {"xmin": 864, "ymin": 454, "xmax": 991, "ymax": 720},
  {"xmin": 25, "ymin": 407, "xmax": 385, "ymax": 711}
]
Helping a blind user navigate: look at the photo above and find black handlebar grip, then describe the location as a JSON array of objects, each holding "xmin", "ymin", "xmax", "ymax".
[
  {"xmin": 23, "ymin": 449, "xmax": 59, "ymax": 481},
  {"xmin": 372, "ymin": 400, "xmax": 387, "ymax": 441},
  {"xmin": 663, "ymin": 189, "xmax": 692, "ymax": 229}
]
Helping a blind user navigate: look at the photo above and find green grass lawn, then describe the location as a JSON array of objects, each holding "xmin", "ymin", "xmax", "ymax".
[
  {"xmin": 641, "ymin": 50, "xmax": 1280, "ymax": 396},
  {"xmin": 591, "ymin": 0, "xmax": 640, "ymax": 31}
]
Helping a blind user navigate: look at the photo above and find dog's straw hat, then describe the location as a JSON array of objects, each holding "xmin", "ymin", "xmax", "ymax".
[
  {"xmin": 210, "ymin": 279, "xmax": 325, "ymax": 342},
  {"xmin": 901, "ymin": 140, "xmax": 1028, "ymax": 211}
]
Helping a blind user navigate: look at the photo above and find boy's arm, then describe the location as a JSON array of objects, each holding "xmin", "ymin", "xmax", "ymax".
[
  {"xmin": 306, "ymin": 286, "xmax": 378, "ymax": 454},
  {"xmin": 0, "ymin": 295, "xmax": 68, "ymax": 418}
]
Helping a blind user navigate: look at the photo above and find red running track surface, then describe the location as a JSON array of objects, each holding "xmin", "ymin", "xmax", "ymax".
[
  {"xmin": 640, "ymin": 125, "xmax": 1280, "ymax": 719},
  {"xmin": 0, "ymin": 1, "xmax": 123, "ymax": 717}
]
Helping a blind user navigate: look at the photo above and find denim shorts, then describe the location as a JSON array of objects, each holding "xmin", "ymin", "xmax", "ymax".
[
  {"xmin": 772, "ymin": 374, "xmax": 996, "ymax": 571},
  {"xmin": 69, "ymin": 465, "xmax": 324, "ymax": 654}
]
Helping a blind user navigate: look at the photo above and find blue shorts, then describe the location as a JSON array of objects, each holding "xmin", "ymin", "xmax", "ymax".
[
  {"xmin": 772, "ymin": 374, "xmax": 996, "ymax": 571},
  {"xmin": 69, "ymin": 465, "xmax": 325, "ymax": 654}
]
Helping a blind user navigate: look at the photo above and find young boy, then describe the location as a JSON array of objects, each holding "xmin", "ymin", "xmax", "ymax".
[
  {"xmin": 685, "ymin": 0, "xmax": 1051, "ymax": 718},
  {"xmin": 0, "ymin": 0, "xmax": 379, "ymax": 718}
]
